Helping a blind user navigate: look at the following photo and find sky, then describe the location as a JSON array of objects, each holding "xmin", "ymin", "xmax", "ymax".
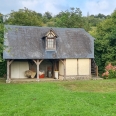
[{"xmin": 0, "ymin": 0, "xmax": 116, "ymax": 16}]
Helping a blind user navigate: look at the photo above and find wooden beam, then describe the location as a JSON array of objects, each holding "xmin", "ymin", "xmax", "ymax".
[
  {"xmin": 33, "ymin": 59, "xmax": 43, "ymax": 81},
  {"xmin": 96, "ymin": 66, "xmax": 98, "ymax": 77},
  {"xmin": 32, "ymin": 60, "xmax": 37, "ymax": 65},
  {"xmin": 36, "ymin": 60, "xmax": 39, "ymax": 81},
  {"xmin": 64, "ymin": 59, "xmax": 66, "ymax": 80},
  {"xmin": 39, "ymin": 59, "xmax": 43, "ymax": 65},
  {"xmin": 6, "ymin": 60, "xmax": 10, "ymax": 83},
  {"xmin": 53, "ymin": 61, "xmax": 55, "ymax": 78},
  {"xmin": 9, "ymin": 60, "xmax": 14, "ymax": 65},
  {"xmin": 60, "ymin": 59, "xmax": 66, "ymax": 80},
  {"xmin": 54, "ymin": 60, "xmax": 57, "ymax": 71},
  {"xmin": 9, "ymin": 60, "xmax": 14, "ymax": 80},
  {"xmin": 89, "ymin": 59, "xmax": 91, "ymax": 77},
  {"xmin": 7, "ymin": 60, "xmax": 9, "ymax": 80},
  {"xmin": 60, "ymin": 59, "xmax": 64, "ymax": 65},
  {"xmin": 77, "ymin": 59, "xmax": 78, "ymax": 75}
]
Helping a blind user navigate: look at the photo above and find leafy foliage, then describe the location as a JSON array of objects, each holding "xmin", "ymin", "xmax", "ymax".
[
  {"xmin": 0, "ymin": 13, "xmax": 4, "ymax": 62},
  {"xmin": 54, "ymin": 8, "xmax": 90, "ymax": 31},
  {"xmin": 94, "ymin": 13, "xmax": 107, "ymax": 19},
  {"xmin": 87, "ymin": 16, "xmax": 103, "ymax": 27},
  {"xmin": 0, "ymin": 61, "xmax": 6, "ymax": 77},
  {"xmin": 0, "ymin": 13, "xmax": 6, "ymax": 77},
  {"xmin": 6, "ymin": 7, "xmax": 43, "ymax": 26},
  {"xmin": 43, "ymin": 12, "xmax": 52, "ymax": 20},
  {"xmin": 42, "ymin": 11, "xmax": 53, "ymax": 26},
  {"xmin": 94, "ymin": 10, "xmax": 116, "ymax": 72}
]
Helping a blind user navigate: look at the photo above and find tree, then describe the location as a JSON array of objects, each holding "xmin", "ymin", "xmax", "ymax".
[
  {"xmin": 94, "ymin": 13, "xmax": 106, "ymax": 19},
  {"xmin": 43, "ymin": 11, "xmax": 52, "ymax": 19},
  {"xmin": 87, "ymin": 15, "xmax": 103, "ymax": 27},
  {"xmin": 42, "ymin": 11, "xmax": 52, "ymax": 24},
  {"xmin": 0, "ymin": 13, "xmax": 7, "ymax": 78},
  {"xmin": 0, "ymin": 13, "xmax": 4, "ymax": 62},
  {"xmin": 5, "ymin": 7, "xmax": 43, "ymax": 26},
  {"xmin": 94, "ymin": 10, "xmax": 116, "ymax": 73},
  {"xmin": 55, "ymin": 7, "xmax": 91, "ymax": 31},
  {"xmin": 55, "ymin": 8, "xmax": 82, "ymax": 27}
]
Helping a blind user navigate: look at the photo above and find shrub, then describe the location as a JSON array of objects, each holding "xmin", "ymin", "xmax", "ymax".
[
  {"xmin": 102, "ymin": 63, "xmax": 116, "ymax": 79},
  {"xmin": 0, "ymin": 61, "xmax": 7, "ymax": 77}
]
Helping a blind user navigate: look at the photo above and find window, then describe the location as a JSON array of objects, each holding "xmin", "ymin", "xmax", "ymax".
[
  {"xmin": 45, "ymin": 29, "xmax": 57, "ymax": 50},
  {"xmin": 47, "ymin": 38, "xmax": 54, "ymax": 48},
  {"xmin": 46, "ymin": 38, "xmax": 55, "ymax": 50}
]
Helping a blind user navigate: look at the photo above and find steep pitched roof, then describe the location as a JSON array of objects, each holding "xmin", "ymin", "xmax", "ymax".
[{"xmin": 3, "ymin": 25, "xmax": 94, "ymax": 59}]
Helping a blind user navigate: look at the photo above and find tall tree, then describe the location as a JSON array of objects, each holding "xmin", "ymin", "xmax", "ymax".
[
  {"xmin": 0, "ymin": 13, "xmax": 7, "ymax": 77},
  {"xmin": 0, "ymin": 13, "xmax": 4, "ymax": 62},
  {"xmin": 55, "ymin": 8, "xmax": 90, "ymax": 31},
  {"xmin": 94, "ymin": 10, "xmax": 116, "ymax": 72},
  {"xmin": 55, "ymin": 8, "xmax": 82, "ymax": 27},
  {"xmin": 6, "ymin": 7, "xmax": 43, "ymax": 26},
  {"xmin": 94, "ymin": 13, "xmax": 106, "ymax": 19},
  {"xmin": 42, "ymin": 11, "xmax": 52, "ymax": 24},
  {"xmin": 43, "ymin": 11, "xmax": 52, "ymax": 20}
]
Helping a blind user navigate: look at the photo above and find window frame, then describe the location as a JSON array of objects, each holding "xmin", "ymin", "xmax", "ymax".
[{"xmin": 45, "ymin": 30, "xmax": 56, "ymax": 51}]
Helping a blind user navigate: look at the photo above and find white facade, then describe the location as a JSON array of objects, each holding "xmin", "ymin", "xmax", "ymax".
[
  {"xmin": 66, "ymin": 59, "xmax": 77, "ymax": 75},
  {"xmin": 59, "ymin": 58, "xmax": 91, "ymax": 79},
  {"xmin": 78, "ymin": 59, "xmax": 91, "ymax": 75},
  {"xmin": 11, "ymin": 61, "xmax": 29, "ymax": 78},
  {"xmin": 59, "ymin": 60, "xmax": 64, "ymax": 75}
]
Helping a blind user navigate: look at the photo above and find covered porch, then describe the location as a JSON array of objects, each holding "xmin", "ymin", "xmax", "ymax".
[{"xmin": 6, "ymin": 59, "xmax": 66, "ymax": 83}]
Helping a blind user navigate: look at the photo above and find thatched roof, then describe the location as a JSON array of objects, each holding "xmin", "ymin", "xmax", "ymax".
[{"xmin": 3, "ymin": 25, "xmax": 94, "ymax": 59}]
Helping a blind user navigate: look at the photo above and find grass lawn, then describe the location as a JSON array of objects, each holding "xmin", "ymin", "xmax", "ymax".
[{"xmin": 0, "ymin": 78, "xmax": 116, "ymax": 116}]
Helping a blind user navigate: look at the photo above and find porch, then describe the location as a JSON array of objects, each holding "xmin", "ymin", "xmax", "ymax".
[{"xmin": 6, "ymin": 59, "xmax": 66, "ymax": 83}]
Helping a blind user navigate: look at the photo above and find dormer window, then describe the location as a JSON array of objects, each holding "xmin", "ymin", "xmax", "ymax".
[
  {"xmin": 47, "ymin": 38, "xmax": 54, "ymax": 48},
  {"xmin": 45, "ymin": 29, "xmax": 57, "ymax": 51}
]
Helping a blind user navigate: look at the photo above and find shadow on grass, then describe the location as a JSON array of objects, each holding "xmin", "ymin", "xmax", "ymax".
[{"xmin": 58, "ymin": 79, "xmax": 116, "ymax": 93}]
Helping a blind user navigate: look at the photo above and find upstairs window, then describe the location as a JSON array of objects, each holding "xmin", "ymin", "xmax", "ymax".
[
  {"xmin": 47, "ymin": 38, "xmax": 54, "ymax": 48},
  {"xmin": 45, "ymin": 29, "xmax": 57, "ymax": 51}
]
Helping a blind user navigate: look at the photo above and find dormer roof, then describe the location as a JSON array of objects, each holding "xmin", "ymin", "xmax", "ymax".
[{"xmin": 45, "ymin": 28, "xmax": 58, "ymax": 37}]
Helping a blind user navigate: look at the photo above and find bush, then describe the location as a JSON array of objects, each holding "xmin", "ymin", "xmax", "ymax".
[
  {"xmin": 0, "ymin": 61, "xmax": 7, "ymax": 77},
  {"xmin": 102, "ymin": 63, "xmax": 116, "ymax": 79}
]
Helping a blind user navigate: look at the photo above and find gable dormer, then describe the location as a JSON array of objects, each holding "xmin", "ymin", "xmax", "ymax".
[{"xmin": 45, "ymin": 29, "xmax": 57, "ymax": 51}]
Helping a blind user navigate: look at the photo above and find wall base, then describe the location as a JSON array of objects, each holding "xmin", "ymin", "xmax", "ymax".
[
  {"xmin": 65, "ymin": 75, "xmax": 92, "ymax": 80},
  {"xmin": 6, "ymin": 79, "xmax": 11, "ymax": 83}
]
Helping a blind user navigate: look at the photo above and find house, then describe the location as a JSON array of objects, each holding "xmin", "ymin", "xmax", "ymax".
[{"xmin": 3, "ymin": 25, "xmax": 97, "ymax": 83}]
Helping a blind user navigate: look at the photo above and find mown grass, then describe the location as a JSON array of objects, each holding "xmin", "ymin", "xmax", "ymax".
[{"xmin": 0, "ymin": 79, "xmax": 116, "ymax": 116}]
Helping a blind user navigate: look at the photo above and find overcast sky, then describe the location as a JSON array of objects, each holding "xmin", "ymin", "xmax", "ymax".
[{"xmin": 0, "ymin": 0, "xmax": 116, "ymax": 16}]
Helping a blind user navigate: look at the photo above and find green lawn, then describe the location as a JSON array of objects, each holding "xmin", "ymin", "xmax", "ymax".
[{"xmin": 0, "ymin": 79, "xmax": 116, "ymax": 116}]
